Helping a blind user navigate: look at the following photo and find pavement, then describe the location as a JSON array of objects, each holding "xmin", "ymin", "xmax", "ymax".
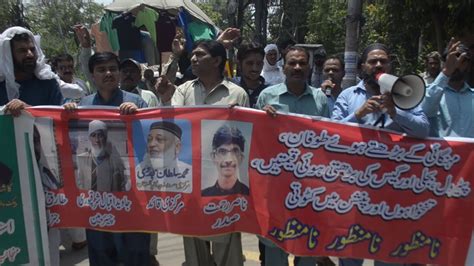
[{"xmin": 59, "ymin": 232, "xmax": 373, "ymax": 266}]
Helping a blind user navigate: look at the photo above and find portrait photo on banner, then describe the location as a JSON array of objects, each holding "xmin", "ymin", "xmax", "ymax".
[
  {"xmin": 201, "ymin": 120, "xmax": 253, "ymax": 197},
  {"xmin": 34, "ymin": 117, "xmax": 63, "ymax": 190},
  {"xmin": 68, "ymin": 119, "xmax": 130, "ymax": 192},
  {"xmin": 132, "ymin": 119, "xmax": 192, "ymax": 193}
]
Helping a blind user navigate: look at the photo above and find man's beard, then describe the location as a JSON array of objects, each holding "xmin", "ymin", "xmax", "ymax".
[
  {"xmin": 15, "ymin": 60, "xmax": 36, "ymax": 74},
  {"xmin": 150, "ymin": 146, "xmax": 176, "ymax": 169},
  {"xmin": 449, "ymin": 69, "xmax": 466, "ymax": 82},
  {"xmin": 361, "ymin": 71, "xmax": 380, "ymax": 92},
  {"xmin": 91, "ymin": 146, "xmax": 105, "ymax": 158}
]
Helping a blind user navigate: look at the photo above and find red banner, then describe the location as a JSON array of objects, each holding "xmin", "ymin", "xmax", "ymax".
[{"xmin": 27, "ymin": 106, "xmax": 474, "ymax": 265}]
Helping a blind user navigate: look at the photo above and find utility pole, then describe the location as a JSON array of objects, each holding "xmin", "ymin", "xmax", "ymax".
[{"xmin": 341, "ymin": 0, "xmax": 362, "ymax": 89}]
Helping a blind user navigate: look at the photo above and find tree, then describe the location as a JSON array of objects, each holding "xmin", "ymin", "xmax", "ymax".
[
  {"xmin": 305, "ymin": 0, "xmax": 347, "ymax": 55},
  {"xmin": 279, "ymin": 0, "xmax": 310, "ymax": 44},
  {"xmin": 304, "ymin": 0, "xmax": 473, "ymax": 77},
  {"xmin": 197, "ymin": 1, "xmax": 225, "ymax": 29},
  {"xmin": 24, "ymin": 0, "xmax": 103, "ymax": 59},
  {"xmin": 0, "ymin": 0, "xmax": 29, "ymax": 32}
]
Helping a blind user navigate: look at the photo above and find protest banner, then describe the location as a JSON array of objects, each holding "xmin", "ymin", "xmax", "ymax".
[
  {"xmin": 0, "ymin": 113, "xmax": 50, "ymax": 265},
  {"xmin": 20, "ymin": 106, "xmax": 474, "ymax": 264}
]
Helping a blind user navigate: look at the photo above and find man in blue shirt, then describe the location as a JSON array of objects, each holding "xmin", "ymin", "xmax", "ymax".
[
  {"xmin": 67, "ymin": 52, "xmax": 147, "ymax": 110},
  {"xmin": 332, "ymin": 43, "xmax": 429, "ymax": 139},
  {"xmin": 422, "ymin": 39, "xmax": 473, "ymax": 138},
  {"xmin": 64, "ymin": 52, "xmax": 149, "ymax": 266},
  {"xmin": 256, "ymin": 46, "xmax": 329, "ymax": 266},
  {"xmin": 421, "ymin": 38, "xmax": 474, "ymax": 266},
  {"xmin": 0, "ymin": 27, "xmax": 63, "ymax": 115},
  {"xmin": 332, "ymin": 43, "xmax": 429, "ymax": 266}
]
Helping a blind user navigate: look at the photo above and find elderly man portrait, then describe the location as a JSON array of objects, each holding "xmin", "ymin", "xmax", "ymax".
[
  {"xmin": 136, "ymin": 120, "xmax": 192, "ymax": 193},
  {"xmin": 202, "ymin": 124, "xmax": 249, "ymax": 196},
  {"xmin": 76, "ymin": 120, "xmax": 126, "ymax": 192}
]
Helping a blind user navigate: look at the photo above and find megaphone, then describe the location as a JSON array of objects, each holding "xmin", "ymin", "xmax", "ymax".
[{"xmin": 376, "ymin": 73, "xmax": 425, "ymax": 110}]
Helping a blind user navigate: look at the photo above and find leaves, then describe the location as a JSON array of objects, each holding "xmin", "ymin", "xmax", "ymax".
[
  {"xmin": 24, "ymin": 0, "xmax": 103, "ymax": 59},
  {"xmin": 304, "ymin": 0, "xmax": 473, "ymax": 75}
]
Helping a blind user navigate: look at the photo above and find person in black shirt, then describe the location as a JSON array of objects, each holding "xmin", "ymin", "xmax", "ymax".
[
  {"xmin": 233, "ymin": 42, "xmax": 267, "ymax": 108},
  {"xmin": 202, "ymin": 125, "xmax": 249, "ymax": 196}
]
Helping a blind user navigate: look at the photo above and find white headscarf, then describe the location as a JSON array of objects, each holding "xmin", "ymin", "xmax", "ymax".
[
  {"xmin": 0, "ymin": 26, "xmax": 56, "ymax": 100},
  {"xmin": 263, "ymin": 44, "xmax": 280, "ymax": 72},
  {"xmin": 262, "ymin": 44, "xmax": 285, "ymax": 85},
  {"xmin": 88, "ymin": 120, "xmax": 108, "ymax": 136}
]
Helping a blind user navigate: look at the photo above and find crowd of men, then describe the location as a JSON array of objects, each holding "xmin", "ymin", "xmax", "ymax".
[{"xmin": 0, "ymin": 20, "xmax": 472, "ymax": 266}]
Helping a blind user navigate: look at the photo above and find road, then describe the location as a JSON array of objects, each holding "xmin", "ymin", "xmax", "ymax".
[
  {"xmin": 59, "ymin": 232, "xmax": 371, "ymax": 266},
  {"xmin": 60, "ymin": 233, "xmax": 262, "ymax": 266}
]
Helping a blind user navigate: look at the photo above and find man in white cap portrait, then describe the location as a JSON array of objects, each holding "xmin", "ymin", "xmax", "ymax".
[
  {"xmin": 136, "ymin": 120, "xmax": 192, "ymax": 193},
  {"xmin": 76, "ymin": 120, "xmax": 127, "ymax": 192}
]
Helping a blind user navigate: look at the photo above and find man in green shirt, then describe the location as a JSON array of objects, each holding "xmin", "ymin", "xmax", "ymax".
[
  {"xmin": 256, "ymin": 46, "xmax": 329, "ymax": 118},
  {"xmin": 256, "ymin": 46, "xmax": 329, "ymax": 266}
]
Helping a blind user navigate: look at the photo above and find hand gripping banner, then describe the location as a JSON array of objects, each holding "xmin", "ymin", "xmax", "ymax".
[{"xmin": 12, "ymin": 106, "xmax": 474, "ymax": 264}]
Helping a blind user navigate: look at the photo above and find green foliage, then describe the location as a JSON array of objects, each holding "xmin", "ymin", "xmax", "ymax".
[
  {"xmin": 24, "ymin": 0, "xmax": 103, "ymax": 59},
  {"xmin": 0, "ymin": 0, "xmax": 29, "ymax": 32},
  {"xmin": 197, "ymin": 2, "xmax": 225, "ymax": 29},
  {"xmin": 305, "ymin": 0, "xmax": 347, "ymax": 56},
  {"xmin": 267, "ymin": 6, "xmax": 283, "ymax": 42},
  {"xmin": 304, "ymin": 0, "xmax": 473, "ymax": 76}
]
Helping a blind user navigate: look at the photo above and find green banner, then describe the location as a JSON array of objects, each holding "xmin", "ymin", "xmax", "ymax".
[{"xmin": 0, "ymin": 114, "xmax": 49, "ymax": 265}]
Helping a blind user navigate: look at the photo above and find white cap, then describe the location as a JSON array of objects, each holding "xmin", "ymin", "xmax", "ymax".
[{"xmin": 88, "ymin": 120, "xmax": 107, "ymax": 136}]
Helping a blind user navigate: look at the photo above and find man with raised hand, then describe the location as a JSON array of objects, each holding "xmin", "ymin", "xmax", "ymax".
[{"xmin": 172, "ymin": 39, "xmax": 249, "ymax": 266}]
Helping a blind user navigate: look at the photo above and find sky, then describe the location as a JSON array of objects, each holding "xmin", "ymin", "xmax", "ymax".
[{"xmin": 94, "ymin": 0, "xmax": 113, "ymax": 5}]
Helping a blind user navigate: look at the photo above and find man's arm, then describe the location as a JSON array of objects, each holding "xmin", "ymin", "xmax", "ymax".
[
  {"xmin": 57, "ymin": 79, "xmax": 86, "ymax": 100},
  {"xmin": 331, "ymin": 91, "xmax": 358, "ymax": 122},
  {"xmin": 161, "ymin": 38, "xmax": 185, "ymax": 84},
  {"xmin": 74, "ymin": 25, "xmax": 95, "ymax": 92},
  {"xmin": 49, "ymin": 79, "xmax": 65, "ymax": 105},
  {"xmin": 392, "ymin": 107, "xmax": 430, "ymax": 138},
  {"xmin": 421, "ymin": 72, "xmax": 448, "ymax": 118},
  {"xmin": 238, "ymin": 92, "xmax": 250, "ymax": 108},
  {"xmin": 170, "ymin": 84, "xmax": 187, "ymax": 106},
  {"xmin": 142, "ymin": 90, "xmax": 159, "ymax": 108},
  {"xmin": 156, "ymin": 75, "xmax": 176, "ymax": 106},
  {"xmin": 422, "ymin": 39, "xmax": 469, "ymax": 118}
]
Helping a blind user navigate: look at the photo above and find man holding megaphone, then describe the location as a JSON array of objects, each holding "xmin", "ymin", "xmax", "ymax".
[{"xmin": 332, "ymin": 43, "xmax": 429, "ymax": 139}]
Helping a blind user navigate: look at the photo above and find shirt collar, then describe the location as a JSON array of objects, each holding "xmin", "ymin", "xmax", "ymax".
[
  {"xmin": 447, "ymin": 82, "xmax": 474, "ymax": 93},
  {"xmin": 213, "ymin": 179, "xmax": 242, "ymax": 193},
  {"xmin": 195, "ymin": 78, "xmax": 231, "ymax": 94},
  {"xmin": 239, "ymin": 76, "xmax": 266, "ymax": 91},
  {"xmin": 277, "ymin": 82, "xmax": 313, "ymax": 96},
  {"xmin": 94, "ymin": 88, "xmax": 122, "ymax": 104}
]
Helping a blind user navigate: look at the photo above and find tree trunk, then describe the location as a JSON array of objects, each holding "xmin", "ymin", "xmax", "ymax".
[
  {"xmin": 237, "ymin": 0, "xmax": 244, "ymax": 30},
  {"xmin": 341, "ymin": 0, "xmax": 363, "ymax": 89},
  {"xmin": 254, "ymin": 0, "xmax": 267, "ymax": 45},
  {"xmin": 431, "ymin": 9, "xmax": 445, "ymax": 54}
]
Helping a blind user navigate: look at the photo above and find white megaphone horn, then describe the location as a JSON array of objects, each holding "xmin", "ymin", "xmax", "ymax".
[{"xmin": 376, "ymin": 73, "xmax": 426, "ymax": 110}]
